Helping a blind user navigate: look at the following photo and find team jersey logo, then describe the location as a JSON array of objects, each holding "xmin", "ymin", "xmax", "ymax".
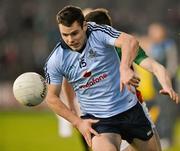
[
  {"xmin": 79, "ymin": 73, "xmax": 108, "ymax": 89},
  {"xmin": 88, "ymin": 49, "xmax": 96, "ymax": 59}
]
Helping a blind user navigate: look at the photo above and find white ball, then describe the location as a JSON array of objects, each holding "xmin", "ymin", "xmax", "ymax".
[{"xmin": 13, "ymin": 72, "xmax": 47, "ymax": 107}]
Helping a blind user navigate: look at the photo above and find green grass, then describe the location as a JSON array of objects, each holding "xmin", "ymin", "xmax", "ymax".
[
  {"xmin": 0, "ymin": 110, "xmax": 180, "ymax": 151},
  {"xmin": 0, "ymin": 110, "xmax": 84, "ymax": 151}
]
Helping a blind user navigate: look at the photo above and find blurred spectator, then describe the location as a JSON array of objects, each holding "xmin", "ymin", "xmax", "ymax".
[
  {"xmin": 20, "ymin": 1, "xmax": 37, "ymax": 32},
  {"xmin": 0, "ymin": 14, "xmax": 8, "ymax": 38},
  {"xmin": 148, "ymin": 22, "xmax": 179, "ymax": 149},
  {"xmin": 148, "ymin": 23, "xmax": 178, "ymax": 77},
  {"xmin": 0, "ymin": 40, "xmax": 20, "ymax": 81}
]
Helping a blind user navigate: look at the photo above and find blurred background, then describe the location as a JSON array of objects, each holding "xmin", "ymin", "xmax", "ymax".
[{"xmin": 0, "ymin": 0, "xmax": 180, "ymax": 151}]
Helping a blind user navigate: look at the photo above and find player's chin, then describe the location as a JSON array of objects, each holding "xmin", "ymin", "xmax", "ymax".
[
  {"xmin": 70, "ymin": 46, "xmax": 78, "ymax": 50},
  {"xmin": 72, "ymin": 43, "xmax": 83, "ymax": 51},
  {"xmin": 71, "ymin": 46, "xmax": 82, "ymax": 52}
]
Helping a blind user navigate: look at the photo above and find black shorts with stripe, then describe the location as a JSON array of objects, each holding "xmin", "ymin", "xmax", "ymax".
[{"xmin": 81, "ymin": 102, "xmax": 153, "ymax": 144}]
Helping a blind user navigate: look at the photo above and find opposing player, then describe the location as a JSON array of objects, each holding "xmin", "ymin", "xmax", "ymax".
[{"xmin": 44, "ymin": 5, "xmax": 178, "ymax": 151}]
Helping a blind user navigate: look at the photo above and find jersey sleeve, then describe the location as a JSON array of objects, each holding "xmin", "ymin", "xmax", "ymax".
[
  {"xmin": 135, "ymin": 47, "xmax": 148, "ymax": 64},
  {"xmin": 115, "ymin": 46, "xmax": 148, "ymax": 65},
  {"xmin": 88, "ymin": 22, "xmax": 121, "ymax": 46},
  {"xmin": 44, "ymin": 48, "xmax": 63, "ymax": 85},
  {"xmin": 102, "ymin": 25, "xmax": 121, "ymax": 46}
]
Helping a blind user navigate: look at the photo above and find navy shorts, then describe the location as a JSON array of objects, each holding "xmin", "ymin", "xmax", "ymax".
[{"xmin": 81, "ymin": 102, "xmax": 153, "ymax": 144}]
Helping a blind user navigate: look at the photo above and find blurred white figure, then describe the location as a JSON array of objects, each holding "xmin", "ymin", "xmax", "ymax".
[{"xmin": 56, "ymin": 114, "xmax": 72, "ymax": 137}]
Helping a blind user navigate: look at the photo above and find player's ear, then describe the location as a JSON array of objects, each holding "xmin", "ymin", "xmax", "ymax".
[{"xmin": 83, "ymin": 21, "xmax": 87, "ymax": 31}]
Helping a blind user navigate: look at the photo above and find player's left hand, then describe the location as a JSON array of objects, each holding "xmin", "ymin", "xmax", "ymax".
[{"xmin": 159, "ymin": 88, "xmax": 179, "ymax": 104}]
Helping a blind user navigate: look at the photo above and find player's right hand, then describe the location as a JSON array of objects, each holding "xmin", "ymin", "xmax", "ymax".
[
  {"xmin": 75, "ymin": 119, "xmax": 99, "ymax": 147},
  {"xmin": 120, "ymin": 66, "xmax": 140, "ymax": 93}
]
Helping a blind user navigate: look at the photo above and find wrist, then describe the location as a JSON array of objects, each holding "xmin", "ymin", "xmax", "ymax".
[
  {"xmin": 72, "ymin": 117, "xmax": 82, "ymax": 128},
  {"xmin": 120, "ymin": 59, "xmax": 132, "ymax": 68},
  {"xmin": 120, "ymin": 64, "xmax": 130, "ymax": 70}
]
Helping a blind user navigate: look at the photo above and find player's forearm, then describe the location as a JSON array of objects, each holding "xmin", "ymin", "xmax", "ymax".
[
  {"xmin": 153, "ymin": 64, "xmax": 173, "ymax": 89},
  {"xmin": 140, "ymin": 58, "xmax": 173, "ymax": 89},
  {"xmin": 46, "ymin": 94, "xmax": 81, "ymax": 127},
  {"xmin": 118, "ymin": 33, "xmax": 139, "ymax": 68}
]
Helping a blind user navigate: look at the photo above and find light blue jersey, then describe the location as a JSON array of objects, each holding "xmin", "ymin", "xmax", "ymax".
[{"xmin": 44, "ymin": 22, "xmax": 138, "ymax": 118}]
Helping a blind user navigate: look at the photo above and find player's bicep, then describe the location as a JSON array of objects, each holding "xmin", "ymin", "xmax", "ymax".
[{"xmin": 114, "ymin": 32, "xmax": 125, "ymax": 48}]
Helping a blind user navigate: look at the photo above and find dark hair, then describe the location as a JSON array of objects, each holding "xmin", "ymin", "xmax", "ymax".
[
  {"xmin": 56, "ymin": 5, "xmax": 85, "ymax": 27},
  {"xmin": 85, "ymin": 8, "xmax": 112, "ymax": 26}
]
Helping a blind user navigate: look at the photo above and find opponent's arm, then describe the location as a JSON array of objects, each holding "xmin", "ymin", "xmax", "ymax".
[
  {"xmin": 116, "ymin": 46, "xmax": 148, "ymax": 65},
  {"xmin": 46, "ymin": 83, "xmax": 99, "ymax": 147},
  {"xmin": 139, "ymin": 57, "xmax": 179, "ymax": 103},
  {"xmin": 114, "ymin": 32, "xmax": 140, "ymax": 91}
]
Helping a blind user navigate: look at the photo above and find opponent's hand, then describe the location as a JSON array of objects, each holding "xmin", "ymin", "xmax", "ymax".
[
  {"xmin": 120, "ymin": 66, "xmax": 140, "ymax": 93},
  {"xmin": 75, "ymin": 119, "xmax": 99, "ymax": 147},
  {"xmin": 159, "ymin": 88, "xmax": 179, "ymax": 104}
]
